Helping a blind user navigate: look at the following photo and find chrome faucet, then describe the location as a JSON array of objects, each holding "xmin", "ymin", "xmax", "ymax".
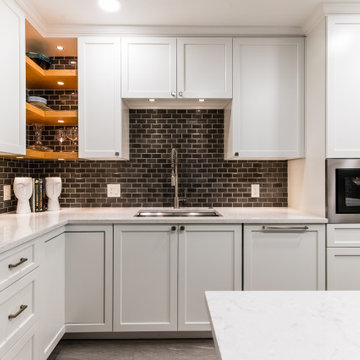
[{"xmin": 171, "ymin": 148, "xmax": 186, "ymax": 209}]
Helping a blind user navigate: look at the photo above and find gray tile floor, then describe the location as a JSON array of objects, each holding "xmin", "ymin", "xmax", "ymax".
[{"xmin": 48, "ymin": 339, "xmax": 217, "ymax": 360}]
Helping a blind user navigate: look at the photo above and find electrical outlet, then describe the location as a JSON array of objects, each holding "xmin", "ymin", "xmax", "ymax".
[
  {"xmin": 3, "ymin": 185, "xmax": 11, "ymax": 201},
  {"xmin": 251, "ymin": 184, "xmax": 260, "ymax": 198},
  {"xmin": 107, "ymin": 184, "xmax": 121, "ymax": 198}
]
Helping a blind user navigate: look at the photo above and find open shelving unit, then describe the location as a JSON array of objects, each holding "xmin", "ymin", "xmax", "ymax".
[
  {"xmin": 26, "ymin": 56, "xmax": 77, "ymax": 89},
  {"xmin": 25, "ymin": 149, "xmax": 78, "ymax": 160}
]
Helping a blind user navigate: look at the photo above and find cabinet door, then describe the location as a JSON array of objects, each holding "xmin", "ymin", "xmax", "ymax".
[
  {"xmin": 178, "ymin": 225, "xmax": 242, "ymax": 331},
  {"xmin": 226, "ymin": 38, "xmax": 304, "ymax": 159},
  {"xmin": 65, "ymin": 225, "xmax": 113, "ymax": 332},
  {"xmin": 0, "ymin": 0, "xmax": 25, "ymax": 155},
  {"xmin": 2, "ymin": 325, "xmax": 36, "ymax": 360},
  {"xmin": 244, "ymin": 225, "xmax": 325, "ymax": 290},
  {"xmin": 114, "ymin": 225, "xmax": 178, "ymax": 331},
  {"xmin": 327, "ymin": 16, "xmax": 360, "ymax": 158},
  {"xmin": 40, "ymin": 233, "xmax": 65, "ymax": 359},
  {"xmin": 327, "ymin": 248, "xmax": 360, "ymax": 290},
  {"xmin": 121, "ymin": 37, "xmax": 176, "ymax": 98},
  {"xmin": 177, "ymin": 37, "xmax": 232, "ymax": 99},
  {"xmin": 78, "ymin": 37, "xmax": 129, "ymax": 160}
]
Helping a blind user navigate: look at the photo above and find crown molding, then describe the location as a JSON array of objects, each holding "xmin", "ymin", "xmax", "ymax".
[
  {"xmin": 44, "ymin": 24, "xmax": 304, "ymax": 37},
  {"xmin": 14, "ymin": 0, "xmax": 47, "ymax": 36},
  {"xmin": 303, "ymin": 2, "xmax": 360, "ymax": 35}
]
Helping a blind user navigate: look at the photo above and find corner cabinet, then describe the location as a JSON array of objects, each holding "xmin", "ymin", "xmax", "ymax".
[
  {"xmin": 78, "ymin": 37, "xmax": 129, "ymax": 160},
  {"xmin": 121, "ymin": 37, "xmax": 232, "ymax": 99},
  {"xmin": 327, "ymin": 15, "xmax": 360, "ymax": 158},
  {"xmin": 225, "ymin": 37, "xmax": 304, "ymax": 160},
  {"xmin": 0, "ymin": 0, "xmax": 26, "ymax": 155},
  {"xmin": 64, "ymin": 225, "xmax": 113, "ymax": 332}
]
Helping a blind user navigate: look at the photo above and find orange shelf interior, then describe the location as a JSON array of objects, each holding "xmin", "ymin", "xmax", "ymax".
[{"xmin": 26, "ymin": 56, "xmax": 77, "ymax": 90}]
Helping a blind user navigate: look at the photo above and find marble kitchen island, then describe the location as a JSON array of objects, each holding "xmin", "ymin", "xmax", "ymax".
[{"xmin": 206, "ymin": 291, "xmax": 360, "ymax": 360}]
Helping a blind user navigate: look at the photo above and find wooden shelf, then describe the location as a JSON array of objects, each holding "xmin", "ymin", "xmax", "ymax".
[
  {"xmin": 26, "ymin": 56, "xmax": 77, "ymax": 89},
  {"xmin": 26, "ymin": 102, "xmax": 77, "ymax": 126},
  {"xmin": 25, "ymin": 149, "xmax": 78, "ymax": 160}
]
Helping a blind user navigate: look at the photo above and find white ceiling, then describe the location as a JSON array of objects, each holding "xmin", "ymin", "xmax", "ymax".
[{"xmin": 25, "ymin": 0, "xmax": 355, "ymax": 28}]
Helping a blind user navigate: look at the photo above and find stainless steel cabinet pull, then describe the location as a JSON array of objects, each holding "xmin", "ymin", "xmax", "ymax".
[
  {"xmin": 261, "ymin": 225, "xmax": 309, "ymax": 233},
  {"xmin": 8, "ymin": 305, "xmax": 28, "ymax": 320},
  {"xmin": 8, "ymin": 257, "xmax": 28, "ymax": 269}
]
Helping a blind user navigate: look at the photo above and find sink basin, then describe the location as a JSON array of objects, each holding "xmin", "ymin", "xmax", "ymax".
[{"xmin": 135, "ymin": 209, "xmax": 222, "ymax": 217}]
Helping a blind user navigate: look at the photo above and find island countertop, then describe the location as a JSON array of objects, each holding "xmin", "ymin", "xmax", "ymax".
[
  {"xmin": 0, "ymin": 207, "xmax": 327, "ymax": 253},
  {"xmin": 206, "ymin": 291, "xmax": 360, "ymax": 360}
]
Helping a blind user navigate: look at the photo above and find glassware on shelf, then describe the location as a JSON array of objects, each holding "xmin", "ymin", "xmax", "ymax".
[
  {"xmin": 66, "ymin": 127, "xmax": 78, "ymax": 152},
  {"xmin": 28, "ymin": 124, "xmax": 52, "ymax": 152},
  {"xmin": 56, "ymin": 129, "xmax": 67, "ymax": 151}
]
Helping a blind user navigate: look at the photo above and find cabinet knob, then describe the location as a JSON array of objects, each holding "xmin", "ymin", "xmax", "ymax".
[
  {"xmin": 180, "ymin": 226, "xmax": 185, "ymax": 231},
  {"xmin": 178, "ymin": 91, "xmax": 183, "ymax": 97},
  {"xmin": 171, "ymin": 92, "xmax": 176, "ymax": 97},
  {"xmin": 234, "ymin": 152, "xmax": 239, "ymax": 157},
  {"xmin": 171, "ymin": 226, "xmax": 177, "ymax": 231},
  {"xmin": 115, "ymin": 152, "xmax": 120, "ymax": 156}
]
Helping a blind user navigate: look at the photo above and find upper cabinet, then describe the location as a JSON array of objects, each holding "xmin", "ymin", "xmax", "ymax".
[
  {"xmin": 177, "ymin": 38, "xmax": 232, "ymax": 98},
  {"xmin": 0, "ymin": 0, "xmax": 26, "ymax": 155},
  {"xmin": 121, "ymin": 37, "xmax": 232, "ymax": 99},
  {"xmin": 121, "ymin": 37, "xmax": 176, "ymax": 98},
  {"xmin": 225, "ymin": 37, "xmax": 305, "ymax": 160},
  {"xmin": 327, "ymin": 15, "xmax": 360, "ymax": 158},
  {"xmin": 78, "ymin": 37, "xmax": 129, "ymax": 160}
]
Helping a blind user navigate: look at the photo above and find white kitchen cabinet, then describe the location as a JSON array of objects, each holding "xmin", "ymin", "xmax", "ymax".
[
  {"xmin": 327, "ymin": 15, "xmax": 360, "ymax": 158},
  {"xmin": 121, "ymin": 37, "xmax": 176, "ymax": 98},
  {"xmin": 225, "ymin": 37, "xmax": 304, "ymax": 160},
  {"xmin": 122, "ymin": 37, "xmax": 232, "ymax": 99},
  {"xmin": 78, "ymin": 37, "xmax": 129, "ymax": 160},
  {"xmin": 178, "ymin": 225, "xmax": 242, "ymax": 331},
  {"xmin": 65, "ymin": 225, "xmax": 113, "ymax": 332},
  {"xmin": 39, "ymin": 233, "xmax": 65, "ymax": 359},
  {"xmin": 327, "ymin": 248, "xmax": 360, "ymax": 290},
  {"xmin": 0, "ymin": 0, "xmax": 25, "ymax": 155},
  {"xmin": 244, "ymin": 225, "xmax": 325, "ymax": 290},
  {"xmin": 177, "ymin": 38, "xmax": 232, "ymax": 98},
  {"xmin": 113, "ymin": 225, "xmax": 178, "ymax": 331}
]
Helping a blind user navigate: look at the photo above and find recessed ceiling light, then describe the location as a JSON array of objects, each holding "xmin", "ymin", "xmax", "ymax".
[
  {"xmin": 70, "ymin": 61, "xmax": 77, "ymax": 65},
  {"xmin": 199, "ymin": 99, "xmax": 205, "ymax": 102},
  {"xmin": 58, "ymin": 120, "xmax": 65, "ymax": 123},
  {"xmin": 58, "ymin": 158, "xmax": 65, "ymax": 161},
  {"xmin": 57, "ymin": 45, "xmax": 64, "ymax": 50},
  {"xmin": 16, "ymin": 156, "xmax": 24, "ymax": 159},
  {"xmin": 57, "ymin": 81, "xmax": 64, "ymax": 86},
  {"xmin": 149, "ymin": 98, "xmax": 155, "ymax": 102},
  {"xmin": 98, "ymin": 0, "xmax": 121, "ymax": 12}
]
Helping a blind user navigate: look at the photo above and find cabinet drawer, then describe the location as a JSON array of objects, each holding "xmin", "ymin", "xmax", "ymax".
[
  {"xmin": 327, "ymin": 224, "xmax": 360, "ymax": 247},
  {"xmin": 2, "ymin": 325, "xmax": 36, "ymax": 360},
  {"xmin": 0, "ymin": 270, "xmax": 38, "ymax": 357},
  {"xmin": 0, "ymin": 241, "xmax": 39, "ymax": 292}
]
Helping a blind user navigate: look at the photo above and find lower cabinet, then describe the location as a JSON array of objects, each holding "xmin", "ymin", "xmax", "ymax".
[
  {"xmin": 113, "ymin": 224, "xmax": 242, "ymax": 332},
  {"xmin": 65, "ymin": 225, "xmax": 113, "ymax": 332},
  {"xmin": 40, "ymin": 232, "xmax": 65, "ymax": 359},
  {"xmin": 244, "ymin": 225, "xmax": 326, "ymax": 290},
  {"xmin": 178, "ymin": 225, "xmax": 242, "ymax": 331},
  {"xmin": 113, "ymin": 225, "xmax": 178, "ymax": 331},
  {"xmin": 3, "ymin": 325, "xmax": 37, "ymax": 360}
]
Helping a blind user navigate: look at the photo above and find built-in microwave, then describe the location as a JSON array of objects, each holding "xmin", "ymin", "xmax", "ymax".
[{"xmin": 327, "ymin": 159, "xmax": 360, "ymax": 223}]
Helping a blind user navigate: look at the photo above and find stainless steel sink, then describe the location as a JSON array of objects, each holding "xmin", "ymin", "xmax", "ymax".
[{"xmin": 135, "ymin": 209, "xmax": 222, "ymax": 217}]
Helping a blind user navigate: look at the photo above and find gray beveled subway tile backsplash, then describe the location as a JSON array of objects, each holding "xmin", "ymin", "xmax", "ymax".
[{"xmin": 0, "ymin": 109, "xmax": 287, "ymax": 213}]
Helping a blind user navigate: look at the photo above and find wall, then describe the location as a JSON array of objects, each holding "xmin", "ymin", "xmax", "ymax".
[{"xmin": 0, "ymin": 109, "xmax": 287, "ymax": 213}]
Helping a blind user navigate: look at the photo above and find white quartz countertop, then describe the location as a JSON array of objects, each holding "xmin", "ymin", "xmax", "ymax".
[
  {"xmin": 0, "ymin": 207, "xmax": 326, "ymax": 253},
  {"xmin": 206, "ymin": 291, "xmax": 360, "ymax": 360}
]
